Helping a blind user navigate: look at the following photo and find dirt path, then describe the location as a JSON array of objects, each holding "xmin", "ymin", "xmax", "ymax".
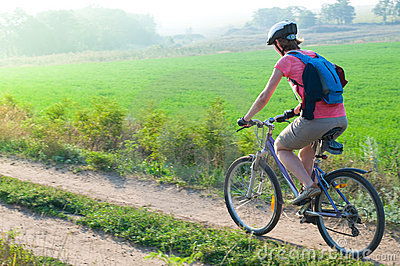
[
  {"xmin": 0, "ymin": 203, "xmax": 161, "ymax": 265},
  {"xmin": 0, "ymin": 156, "xmax": 398, "ymax": 264}
]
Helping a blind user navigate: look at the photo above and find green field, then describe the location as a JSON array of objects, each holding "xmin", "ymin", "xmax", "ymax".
[{"xmin": 0, "ymin": 42, "xmax": 399, "ymax": 166}]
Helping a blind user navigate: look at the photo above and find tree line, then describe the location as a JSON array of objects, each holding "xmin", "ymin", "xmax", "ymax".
[
  {"xmin": 0, "ymin": 7, "xmax": 160, "ymax": 57},
  {"xmin": 248, "ymin": 0, "xmax": 400, "ymax": 30},
  {"xmin": 373, "ymin": 0, "xmax": 400, "ymax": 23},
  {"xmin": 1, "ymin": 1, "xmax": 399, "ymax": 58},
  {"xmin": 248, "ymin": 0, "xmax": 355, "ymax": 29}
]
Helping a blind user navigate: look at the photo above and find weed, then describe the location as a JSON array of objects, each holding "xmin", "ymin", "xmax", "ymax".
[
  {"xmin": 0, "ymin": 230, "xmax": 67, "ymax": 265},
  {"xmin": 145, "ymin": 250, "xmax": 203, "ymax": 265}
]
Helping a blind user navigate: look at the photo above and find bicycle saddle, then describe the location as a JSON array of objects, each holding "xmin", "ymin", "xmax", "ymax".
[{"xmin": 320, "ymin": 127, "xmax": 343, "ymax": 155}]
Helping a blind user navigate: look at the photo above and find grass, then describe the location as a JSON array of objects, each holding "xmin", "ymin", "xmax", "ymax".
[
  {"xmin": 0, "ymin": 42, "xmax": 399, "ymax": 175},
  {"xmin": 0, "ymin": 231, "xmax": 67, "ymax": 265},
  {"xmin": 0, "ymin": 175, "xmax": 369, "ymax": 265}
]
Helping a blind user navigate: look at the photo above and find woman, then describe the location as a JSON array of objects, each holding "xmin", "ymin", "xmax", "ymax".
[{"xmin": 238, "ymin": 20, "xmax": 348, "ymax": 205}]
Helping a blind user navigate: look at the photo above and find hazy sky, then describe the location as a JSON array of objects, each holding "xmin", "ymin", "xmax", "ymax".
[{"xmin": 1, "ymin": 0, "xmax": 379, "ymax": 34}]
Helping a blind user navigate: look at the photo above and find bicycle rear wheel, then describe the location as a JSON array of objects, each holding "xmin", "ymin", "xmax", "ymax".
[
  {"xmin": 224, "ymin": 156, "xmax": 282, "ymax": 235},
  {"xmin": 315, "ymin": 170, "xmax": 385, "ymax": 258}
]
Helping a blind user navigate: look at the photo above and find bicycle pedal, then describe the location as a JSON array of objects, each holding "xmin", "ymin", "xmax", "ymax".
[
  {"xmin": 296, "ymin": 201, "xmax": 311, "ymax": 216},
  {"xmin": 304, "ymin": 210, "xmax": 322, "ymax": 217}
]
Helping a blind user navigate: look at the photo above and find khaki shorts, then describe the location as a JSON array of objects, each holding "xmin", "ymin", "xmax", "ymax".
[{"xmin": 275, "ymin": 116, "xmax": 348, "ymax": 150}]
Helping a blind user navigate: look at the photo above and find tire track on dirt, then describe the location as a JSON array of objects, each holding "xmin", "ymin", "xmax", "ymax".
[
  {"xmin": 0, "ymin": 157, "xmax": 398, "ymax": 264},
  {"xmin": 0, "ymin": 203, "xmax": 161, "ymax": 265}
]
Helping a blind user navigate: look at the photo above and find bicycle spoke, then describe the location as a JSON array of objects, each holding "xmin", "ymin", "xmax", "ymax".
[
  {"xmin": 316, "ymin": 171, "xmax": 384, "ymax": 257},
  {"xmin": 225, "ymin": 157, "xmax": 282, "ymax": 235},
  {"xmin": 236, "ymin": 198, "xmax": 254, "ymax": 209},
  {"xmin": 326, "ymin": 226, "xmax": 358, "ymax": 237}
]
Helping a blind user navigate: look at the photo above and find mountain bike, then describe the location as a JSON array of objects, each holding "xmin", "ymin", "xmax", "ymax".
[{"xmin": 224, "ymin": 112, "xmax": 385, "ymax": 258}]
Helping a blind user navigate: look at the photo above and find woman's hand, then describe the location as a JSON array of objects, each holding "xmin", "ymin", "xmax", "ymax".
[
  {"xmin": 237, "ymin": 117, "xmax": 254, "ymax": 127},
  {"xmin": 294, "ymin": 103, "xmax": 302, "ymax": 115}
]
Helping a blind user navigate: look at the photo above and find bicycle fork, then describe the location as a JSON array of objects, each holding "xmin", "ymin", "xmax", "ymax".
[{"xmin": 245, "ymin": 153, "xmax": 261, "ymax": 198}]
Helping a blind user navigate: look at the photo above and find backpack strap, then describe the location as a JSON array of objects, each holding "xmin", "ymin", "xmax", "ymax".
[
  {"xmin": 289, "ymin": 78, "xmax": 303, "ymax": 87},
  {"xmin": 287, "ymin": 51, "xmax": 308, "ymax": 87},
  {"xmin": 287, "ymin": 51, "xmax": 321, "ymax": 64},
  {"xmin": 286, "ymin": 51, "xmax": 321, "ymax": 88}
]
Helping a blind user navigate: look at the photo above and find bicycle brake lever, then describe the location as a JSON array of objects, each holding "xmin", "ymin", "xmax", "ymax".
[{"xmin": 236, "ymin": 127, "xmax": 247, "ymax": 132}]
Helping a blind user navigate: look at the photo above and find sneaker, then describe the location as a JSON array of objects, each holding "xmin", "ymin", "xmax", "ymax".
[{"xmin": 292, "ymin": 186, "xmax": 321, "ymax": 206}]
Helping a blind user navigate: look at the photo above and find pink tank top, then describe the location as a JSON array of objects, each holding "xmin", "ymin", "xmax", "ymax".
[{"xmin": 274, "ymin": 49, "xmax": 346, "ymax": 119}]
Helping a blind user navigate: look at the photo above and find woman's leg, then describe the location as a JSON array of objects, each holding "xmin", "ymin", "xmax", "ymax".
[
  {"xmin": 275, "ymin": 140, "xmax": 314, "ymax": 188},
  {"xmin": 298, "ymin": 144, "xmax": 315, "ymax": 177}
]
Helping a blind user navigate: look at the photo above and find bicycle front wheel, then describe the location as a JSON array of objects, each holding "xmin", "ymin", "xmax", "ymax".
[
  {"xmin": 224, "ymin": 156, "xmax": 282, "ymax": 236},
  {"xmin": 315, "ymin": 170, "xmax": 385, "ymax": 258}
]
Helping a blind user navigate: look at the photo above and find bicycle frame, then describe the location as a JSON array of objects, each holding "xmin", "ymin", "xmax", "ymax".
[
  {"xmin": 250, "ymin": 124, "xmax": 349, "ymax": 218},
  {"xmin": 263, "ymin": 135, "xmax": 300, "ymax": 198},
  {"xmin": 249, "ymin": 125, "xmax": 299, "ymax": 198},
  {"xmin": 314, "ymin": 165, "xmax": 347, "ymax": 218}
]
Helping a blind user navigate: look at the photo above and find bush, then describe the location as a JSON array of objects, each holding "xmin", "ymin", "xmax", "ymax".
[
  {"xmin": 114, "ymin": 140, "xmax": 144, "ymax": 175},
  {"xmin": 75, "ymin": 97, "xmax": 125, "ymax": 151},
  {"xmin": 0, "ymin": 139, "xmax": 29, "ymax": 154},
  {"xmin": 159, "ymin": 122, "xmax": 201, "ymax": 166},
  {"xmin": 381, "ymin": 186, "xmax": 400, "ymax": 225},
  {"xmin": 199, "ymin": 98, "xmax": 237, "ymax": 168},
  {"xmin": 134, "ymin": 106, "xmax": 166, "ymax": 162},
  {"xmin": 236, "ymin": 129, "xmax": 259, "ymax": 156},
  {"xmin": 0, "ymin": 95, "xmax": 30, "ymax": 141},
  {"xmin": 84, "ymin": 151, "xmax": 117, "ymax": 171}
]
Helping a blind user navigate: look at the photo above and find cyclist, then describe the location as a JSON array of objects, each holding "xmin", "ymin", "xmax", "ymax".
[{"xmin": 238, "ymin": 20, "xmax": 348, "ymax": 205}]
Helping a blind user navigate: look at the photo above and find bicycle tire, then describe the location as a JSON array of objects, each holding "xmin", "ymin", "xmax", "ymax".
[
  {"xmin": 315, "ymin": 170, "xmax": 385, "ymax": 258},
  {"xmin": 224, "ymin": 156, "xmax": 283, "ymax": 236}
]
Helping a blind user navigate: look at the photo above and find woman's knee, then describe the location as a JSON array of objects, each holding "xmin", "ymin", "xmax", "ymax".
[
  {"xmin": 274, "ymin": 138, "xmax": 292, "ymax": 154},
  {"xmin": 298, "ymin": 144, "xmax": 316, "ymax": 163},
  {"xmin": 299, "ymin": 144, "xmax": 313, "ymax": 156}
]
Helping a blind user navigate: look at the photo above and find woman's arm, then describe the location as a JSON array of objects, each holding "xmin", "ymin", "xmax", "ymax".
[{"xmin": 243, "ymin": 68, "xmax": 284, "ymax": 121}]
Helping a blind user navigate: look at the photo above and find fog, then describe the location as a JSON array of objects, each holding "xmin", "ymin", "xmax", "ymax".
[{"xmin": 1, "ymin": 0, "xmax": 379, "ymax": 35}]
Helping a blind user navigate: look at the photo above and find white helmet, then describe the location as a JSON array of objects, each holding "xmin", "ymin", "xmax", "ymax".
[{"xmin": 267, "ymin": 20, "xmax": 297, "ymax": 45}]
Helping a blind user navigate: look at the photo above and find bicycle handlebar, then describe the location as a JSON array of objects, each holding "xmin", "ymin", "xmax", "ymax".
[{"xmin": 236, "ymin": 109, "xmax": 299, "ymax": 132}]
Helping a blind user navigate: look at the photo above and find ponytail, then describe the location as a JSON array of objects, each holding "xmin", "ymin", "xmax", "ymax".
[{"xmin": 276, "ymin": 38, "xmax": 303, "ymax": 52}]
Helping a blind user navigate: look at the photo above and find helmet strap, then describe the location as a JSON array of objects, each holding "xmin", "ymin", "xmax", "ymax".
[{"xmin": 274, "ymin": 40, "xmax": 285, "ymax": 56}]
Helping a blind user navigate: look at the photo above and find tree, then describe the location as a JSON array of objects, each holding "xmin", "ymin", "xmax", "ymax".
[
  {"xmin": 0, "ymin": 9, "xmax": 53, "ymax": 56},
  {"xmin": 251, "ymin": 7, "xmax": 294, "ymax": 29},
  {"xmin": 250, "ymin": 6, "xmax": 316, "ymax": 29},
  {"xmin": 299, "ymin": 10, "xmax": 317, "ymax": 28},
  {"xmin": 289, "ymin": 7, "xmax": 317, "ymax": 28},
  {"xmin": 0, "ymin": 7, "xmax": 160, "ymax": 57},
  {"xmin": 321, "ymin": 0, "xmax": 355, "ymax": 24},
  {"xmin": 390, "ymin": 0, "xmax": 400, "ymax": 21},
  {"xmin": 373, "ymin": 0, "xmax": 394, "ymax": 23},
  {"xmin": 36, "ymin": 10, "xmax": 82, "ymax": 53}
]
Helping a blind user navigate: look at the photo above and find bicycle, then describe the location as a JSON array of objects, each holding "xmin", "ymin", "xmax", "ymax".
[{"xmin": 224, "ymin": 111, "xmax": 385, "ymax": 258}]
